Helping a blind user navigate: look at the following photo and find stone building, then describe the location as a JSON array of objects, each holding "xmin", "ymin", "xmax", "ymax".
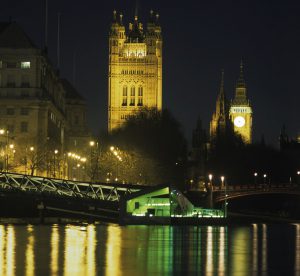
[
  {"xmin": 108, "ymin": 10, "xmax": 162, "ymax": 132},
  {"xmin": 0, "ymin": 22, "xmax": 90, "ymax": 177}
]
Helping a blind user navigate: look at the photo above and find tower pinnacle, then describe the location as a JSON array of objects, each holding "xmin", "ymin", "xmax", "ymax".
[{"xmin": 237, "ymin": 59, "xmax": 246, "ymax": 88}]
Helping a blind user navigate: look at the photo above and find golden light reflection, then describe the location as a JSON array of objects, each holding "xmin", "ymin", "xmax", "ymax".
[
  {"xmin": 295, "ymin": 224, "xmax": 300, "ymax": 271},
  {"xmin": 0, "ymin": 225, "xmax": 6, "ymax": 276},
  {"xmin": 252, "ymin": 224, "xmax": 258, "ymax": 273},
  {"xmin": 231, "ymin": 227, "xmax": 250, "ymax": 275},
  {"xmin": 26, "ymin": 225, "xmax": 35, "ymax": 276},
  {"xmin": 64, "ymin": 225, "xmax": 86, "ymax": 276},
  {"xmin": 86, "ymin": 224, "xmax": 96, "ymax": 276},
  {"xmin": 105, "ymin": 225, "xmax": 121, "ymax": 276},
  {"xmin": 51, "ymin": 225, "xmax": 59, "ymax": 276},
  {"xmin": 262, "ymin": 224, "xmax": 267, "ymax": 273},
  {"xmin": 6, "ymin": 225, "xmax": 15, "ymax": 276},
  {"xmin": 218, "ymin": 227, "xmax": 225, "ymax": 276},
  {"xmin": 206, "ymin": 226, "xmax": 213, "ymax": 276}
]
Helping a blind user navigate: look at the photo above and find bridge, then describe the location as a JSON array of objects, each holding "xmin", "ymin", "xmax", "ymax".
[
  {"xmin": 212, "ymin": 183, "xmax": 300, "ymax": 202},
  {"xmin": 0, "ymin": 171, "xmax": 299, "ymax": 223},
  {"xmin": 0, "ymin": 172, "xmax": 145, "ymax": 222}
]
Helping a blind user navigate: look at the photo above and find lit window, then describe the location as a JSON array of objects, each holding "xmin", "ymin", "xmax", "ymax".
[
  {"xmin": 21, "ymin": 61, "xmax": 30, "ymax": 69},
  {"xmin": 130, "ymin": 87, "xmax": 135, "ymax": 106},
  {"xmin": 138, "ymin": 86, "xmax": 143, "ymax": 106},
  {"xmin": 122, "ymin": 86, "xmax": 128, "ymax": 106}
]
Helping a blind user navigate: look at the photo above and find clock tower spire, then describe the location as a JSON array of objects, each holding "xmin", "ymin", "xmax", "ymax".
[{"xmin": 229, "ymin": 61, "xmax": 253, "ymax": 143}]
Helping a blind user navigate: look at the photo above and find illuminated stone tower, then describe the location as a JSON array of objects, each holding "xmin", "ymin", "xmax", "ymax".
[
  {"xmin": 229, "ymin": 62, "xmax": 253, "ymax": 143},
  {"xmin": 210, "ymin": 71, "xmax": 229, "ymax": 138},
  {"xmin": 108, "ymin": 10, "xmax": 162, "ymax": 132}
]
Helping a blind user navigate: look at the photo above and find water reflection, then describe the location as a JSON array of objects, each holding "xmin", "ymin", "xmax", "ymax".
[
  {"xmin": 295, "ymin": 224, "xmax": 300, "ymax": 272},
  {"xmin": 7, "ymin": 226, "xmax": 15, "ymax": 276},
  {"xmin": 26, "ymin": 225, "xmax": 35, "ymax": 276},
  {"xmin": 252, "ymin": 224, "xmax": 258, "ymax": 274},
  {"xmin": 262, "ymin": 224, "xmax": 268, "ymax": 274},
  {"xmin": 106, "ymin": 225, "xmax": 121, "ymax": 276},
  {"xmin": 50, "ymin": 225, "xmax": 59, "ymax": 276},
  {"xmin": 0, "ymin": 224, "xmax": 298, "ymax": 275}
]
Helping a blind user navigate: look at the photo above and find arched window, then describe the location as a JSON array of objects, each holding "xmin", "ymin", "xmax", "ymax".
[
  {"xmin": 130, "ymin": 86, "xmax": 135, "ymax": 106},
  {"xmin": 122, "ymin": 86, "xmax": 128, "ymax": 106},
  {"xmin": 138, "ymin": 86, "xmax": 143, "ymax": 106}
]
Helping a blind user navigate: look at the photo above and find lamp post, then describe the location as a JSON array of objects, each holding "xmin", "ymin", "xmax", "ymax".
[
  {"xmin": 254, "ymin": 172, "xmax": 258, "ymax": 187},
  {"xmin": 89, "ymin": 141, "xmax": 95, "ymax": 181},
  {"xmin": 222, "ymin": 176, "xmax": 228, "ymax": 218},
  {"xmin": 208, "ymin": 174, "xmax": 213, "ymax": 209},
  {"xmin": 54, "ymin": 149, "xmax": 58, "ymax": 177},
  {"xmin": 221, "ymin": 176, "xmax": 225, "ymax": 189},
  {"xmin": 263, "ymin": 174, "xmax": 267, "ymax": 187},
  {"xmin": 297, "ymin": 171, "xmax": 300, "ymax": 186}
]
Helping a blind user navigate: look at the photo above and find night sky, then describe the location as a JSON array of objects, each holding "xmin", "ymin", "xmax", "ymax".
[{"xmin": 1, "ymin": 0, "xmax": 300, "ymax": 146}]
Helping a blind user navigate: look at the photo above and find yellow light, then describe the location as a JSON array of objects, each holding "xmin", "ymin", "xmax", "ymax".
[
  {"xmin": 110, "ymin": 146, "xmax": 114, "ymax": 151},
  {"xmin": 30, "ymin": 146, "xmax": 34, "ymax": 151},
  {"xmin": 90, "ymin": 141, "xmax": 95, "ymax": 147},
  {"xmin": 254, "ymin": 172, "xmax": 258, "ymax": 176},
  {"xmin": 54, "ymin": 150, "xmax": 58, "ymax": 154},
  {"xmin": 0, "ymin": 129, "xmax": 4, "ymax": 135},
  {"xmin": 9, "ymin": 144, "xmax": 14, "ymax": 149},
  {"xmin": 208, "ymin": 174, "xmax": 213, "ymax": 181},
  {"xmin": 68, "ymin": 152, "xmax": 72, "ymax": 156},
  {"xmin": 221, "ymin": 176, "xmax": 225, "ymax": 182}
]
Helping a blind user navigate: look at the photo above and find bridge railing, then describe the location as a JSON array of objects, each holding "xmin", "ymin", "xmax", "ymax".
[
  {"xmin": 213, "ymin": 182, "xmax": 300, "ymax": 202},
  {"xmin": 0, "ymin": 172, "xmax": 143, "ymax": 202}
]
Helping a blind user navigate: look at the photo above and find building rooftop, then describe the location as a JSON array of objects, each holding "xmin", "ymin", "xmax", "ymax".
[{"xmin": 0, "ymin": 22, "xmax": 36, "ymax": 49}]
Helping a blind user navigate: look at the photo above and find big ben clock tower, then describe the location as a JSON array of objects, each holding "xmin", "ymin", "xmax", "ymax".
[{"xmin": 229, "ymin": 62, "xmax": 253, "ymax": 143}]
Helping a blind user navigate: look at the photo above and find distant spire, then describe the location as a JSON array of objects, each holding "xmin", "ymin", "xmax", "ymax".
[
  {"xmin": 135, "ymin": 0, "xmax": 139, "ymax": 19},
  {"xmin": 237, "ymin": 59, "xmax": 246, "ymax": 88},
  {"xmin": 120, "ymin": 13, "xmax": 123, "ymax": 25},
  {"xmin": 220, "ymin": 69, "xmax": 224, "ymax": 96},
  {"xmin": 113, "ymin": 10, "xmax": 117, "ymax": 22}
]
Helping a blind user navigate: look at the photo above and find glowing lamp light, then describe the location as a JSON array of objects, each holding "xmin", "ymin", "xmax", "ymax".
[{"xmin": 89, "ymin": 141, "xmax": 95, "ymax": 147}]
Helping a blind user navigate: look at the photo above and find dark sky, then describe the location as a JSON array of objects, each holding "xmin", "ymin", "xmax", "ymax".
[{"xmin": 1, "ymin": 0, "xmax": 300, "ymax": 146}]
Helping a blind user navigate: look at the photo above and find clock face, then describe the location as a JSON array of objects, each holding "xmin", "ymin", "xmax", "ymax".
[{"xmin": 234, "ymin": 116, "xmax": 245, "ymax": 128}]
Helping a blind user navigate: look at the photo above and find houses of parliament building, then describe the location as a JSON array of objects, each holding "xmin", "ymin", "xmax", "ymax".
[
  {"xmin": 210, "ymin": 62, "xmax": 253, "ymax": 144},
  {"xmin": 108, "ymin": 10, "xmax": 162, "ymax": 132}
]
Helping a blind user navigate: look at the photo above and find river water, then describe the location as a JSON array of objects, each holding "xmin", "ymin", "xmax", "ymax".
[{"xmin": 0, "ymin": 223, "xmax": 299, "ymax": 275}]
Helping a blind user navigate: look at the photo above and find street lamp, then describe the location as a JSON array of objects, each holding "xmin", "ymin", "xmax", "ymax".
[
  {"xmin": 263, "ymin": 174, "xmax": 267, "ymax": 185},
  {"xmin": 54, "ymin": 149, "xmax": 58, "ymax": 177},
  {"xmin": 221, "ymin": 176, "xmax": 225, "ymax": 189},
  {"xmin": 254, "ymin": 172, "xmax": 258, "ymax": 187}
]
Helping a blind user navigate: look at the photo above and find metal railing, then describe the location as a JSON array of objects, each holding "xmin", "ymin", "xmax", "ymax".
[{"xmin": 0, "ymin": 172, "xmax": 143, "ymax": 202}]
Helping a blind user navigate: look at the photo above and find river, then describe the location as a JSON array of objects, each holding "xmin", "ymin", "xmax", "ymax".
[{"xmin": 0, "ymin": 223, "xmax": 298, "ymax": 275}]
